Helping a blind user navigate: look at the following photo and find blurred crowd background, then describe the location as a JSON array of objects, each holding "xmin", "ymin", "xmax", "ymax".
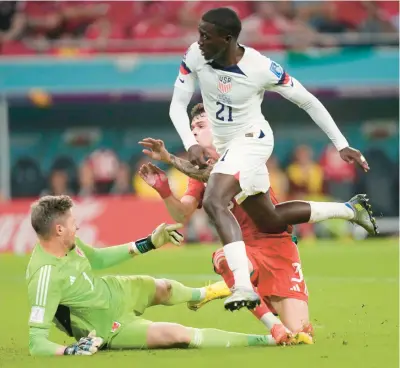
[
  {"xmin": 0, "ymin": 0, "xmax": 398, "ymax": 54},
  {"xmin": 0, "ymin": 1, "xmax": 398, "ymax": 244}
]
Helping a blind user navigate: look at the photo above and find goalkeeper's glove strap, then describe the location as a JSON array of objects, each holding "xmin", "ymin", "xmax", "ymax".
[{"xmin": 134, "ymin": 235, "xmax": 155, "ymax": 254}]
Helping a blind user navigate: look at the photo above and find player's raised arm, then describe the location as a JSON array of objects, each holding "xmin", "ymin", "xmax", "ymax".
[
  {"xmin": 138, "ymin": 162, "xmax": 201, "ymax": 223},
  {"xmin": 75, "ymin": 223, "xmax": 184, "ymax": 269},
  {"xmin": 169, "ymin": 44, "xmax": 208, "ymax": 168},
  {"xmin": 263, "ymin": 59, "xmax": 369, "ymax": 172},
  {"xmin": 170, "ymin": 88, "xmax": 197, "ymax": 150},
  {"xmin": 139, "ymin": 138, "xmax": 213, "ymax": 183},
  {"xmin": 138, "ymin": 138, "xmax": 208, "ymax": 222},
  {"xmin": 169, "ymin": 46, "xmax": 198, "ymax": 151}
]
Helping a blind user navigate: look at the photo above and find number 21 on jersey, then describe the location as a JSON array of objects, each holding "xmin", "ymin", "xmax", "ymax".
[{"xmin": 216, "ymin": 102, "xmax": 233, "ymax": 122}]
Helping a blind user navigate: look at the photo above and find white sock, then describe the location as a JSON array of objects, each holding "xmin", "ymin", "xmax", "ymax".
[
  {"xmin": 265, "ymin": 335, "xmax": 277, "ymax": 346},
  {"xmin": 224, "ymin": 241, "xmax": 253, "ymax": 290},
  {"xmin": 260, "ymin": 312, "xmax": 289, "ymax": 331},
  {"xmin": 199, "ymin": 288, "xmax": 206, "ymax": 300},
  {"xmin": 308, "ymin": 201, "xmax": 354, "ymax": 223}
]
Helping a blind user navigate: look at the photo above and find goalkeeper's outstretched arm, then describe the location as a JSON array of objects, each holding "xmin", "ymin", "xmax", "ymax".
[
  {"xmin": 29, "ymin": 326, "xmax": 103, "ymax": 356},
  {"xmin": 74, "ymin": 238, "xmax": 134, "ymax": 270},
  {"xmin": 75, "ymin": 223, "xmax": 184, "ymax": 270}
]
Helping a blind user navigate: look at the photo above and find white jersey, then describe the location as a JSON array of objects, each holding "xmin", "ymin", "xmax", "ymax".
[
  {"xmin": 174, "ymin": 42, "xmax": 293, "ymax": 151},
  {"xmin": 171, "ymin": 42, "xmax": 349, "ymax": 153}
]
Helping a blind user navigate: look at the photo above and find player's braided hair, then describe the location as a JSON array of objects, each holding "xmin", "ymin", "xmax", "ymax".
[
  {"xmin": 31, "ymin": 195, "xmax": 74, "ymax": 238},
  {"xmin": 190, "ymin": 103, "xmax": 206, "ymax": 119},
  {"xmin": 202, "ymin": 7, "xmax": 242, "ymax": 39}
]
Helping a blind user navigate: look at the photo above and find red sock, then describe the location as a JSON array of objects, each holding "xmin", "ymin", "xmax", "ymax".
[
  {"xmin": 212, "ymin": 250, "xmax": 272, "ymax": 321},
  {"xmin": 213, "ymin": 249, "xmax": 234, "ymax": 288},
  {"xmin": 252, "ymin": 300, "xmax": 271, "ymax": 319}
]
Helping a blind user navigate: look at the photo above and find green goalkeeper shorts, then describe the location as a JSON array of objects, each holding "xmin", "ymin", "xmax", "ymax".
[
  {"xmin": 107, "ymin": 314, "xmax": 153, "ymax": 350},
  {"xmin": 104, "ymin": 275, "xmax": 157, "ymax": 349}
]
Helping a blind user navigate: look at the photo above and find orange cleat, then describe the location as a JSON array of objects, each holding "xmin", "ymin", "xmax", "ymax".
[
  {"xmin": 270, "ymin": 324, "xmax": 293, "ymax": 345},
  {"xmin": 302, "ymin": 323, "xmax": 315, "ymax": 337}
]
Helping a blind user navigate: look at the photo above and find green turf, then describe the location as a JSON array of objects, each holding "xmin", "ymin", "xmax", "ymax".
[{"xmin": 0, "ymin": 239, "xmax": 398, "ymax": 368}]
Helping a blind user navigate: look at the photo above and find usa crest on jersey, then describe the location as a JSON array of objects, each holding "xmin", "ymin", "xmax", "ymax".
[{"xmin": 218, "ymin": 76, "xmax": 232, "ymax": 94}]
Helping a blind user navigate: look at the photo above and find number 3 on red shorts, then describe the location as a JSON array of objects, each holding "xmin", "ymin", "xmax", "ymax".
[{"xmin": 291, "ymin": 262, "xmax": 304, "ymax": 283}]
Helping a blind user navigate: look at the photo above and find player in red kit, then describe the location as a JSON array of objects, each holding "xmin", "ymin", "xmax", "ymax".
[
  {"xmin": 138, "ymin": 104, "xmax": 318, "ymax": 344},
  {"xmin": 184, "ymin": 174, "xmax": 312, "ymax": 342}
]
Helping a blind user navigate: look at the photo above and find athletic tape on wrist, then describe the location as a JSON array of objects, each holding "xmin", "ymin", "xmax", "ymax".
[
  {"xmin": 158, "ymin": 186, "xmax": 172, "ymax": 199},
  {"xmin": 132, "ymin": 235, "xmax": 155, "ymax": 254}
]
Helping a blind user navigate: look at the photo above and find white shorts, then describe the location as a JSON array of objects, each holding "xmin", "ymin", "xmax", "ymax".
[{"xmin": 211, "ymin": 127, "xmax": 274, "ymax": 197}]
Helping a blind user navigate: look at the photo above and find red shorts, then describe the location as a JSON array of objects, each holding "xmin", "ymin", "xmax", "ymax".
[
  {"xmin": 213, "ymin": 236, "xmax": 308, "ymax": 303},
  {"xmin": 246, "ymin": 237, "xmax": 308, "ymax": 302}
]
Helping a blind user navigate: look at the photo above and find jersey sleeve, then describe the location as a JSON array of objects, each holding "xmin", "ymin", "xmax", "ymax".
[
  {"xmin": 174, "ymin": 42, "xmax": 200, "ymax": 93},
  {"xmin": 29, "ymin": 327, "xmax": 65, "ymax": 356},
  {"xmin": 261, "ymin": 57, "xmax": 349, "ymax": 151},
  {"xmin": 75, "ymin": 238, "xmax": 132, "ymax": 270},
  {"xmin": 260, "ymin": 57, "xmax": 294, "ymax": 90},
  {"xmin": 184, "ymin": 178, "xmax": 205, "ymax": 209},
  {"xmin": 27, "ymin": 265, "xmax": 62, "ymax": 329}
]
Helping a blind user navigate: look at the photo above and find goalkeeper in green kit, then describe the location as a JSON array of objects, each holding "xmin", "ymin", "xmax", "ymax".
[{"xmin": 27, "ymin": 195, "xmax": 282, "ymax": 356}]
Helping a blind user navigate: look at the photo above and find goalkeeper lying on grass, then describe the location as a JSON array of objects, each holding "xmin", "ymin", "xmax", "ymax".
[{"xmin": 26, "ymin": 195, "xmax": 309, "ymax": 356}]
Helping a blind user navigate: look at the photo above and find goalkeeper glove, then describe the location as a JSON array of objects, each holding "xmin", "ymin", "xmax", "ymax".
[
  {"xmin": 64, "ymin": 330, "xmax": 103, "ymax": 356},
  {"xmin": 132, "ymin": 223, "xmax": 184, "ymax": 254}
]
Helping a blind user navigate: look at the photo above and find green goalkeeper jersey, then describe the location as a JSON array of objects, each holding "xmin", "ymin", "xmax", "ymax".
[{"xmin": 26, "ymin": 239, "xmax": 133, "ymax": 356}]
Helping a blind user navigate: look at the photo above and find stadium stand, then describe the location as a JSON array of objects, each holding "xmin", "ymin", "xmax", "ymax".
[{"xmin": 0, "ymin": 0, "xmax": 398, "ymax": 55}]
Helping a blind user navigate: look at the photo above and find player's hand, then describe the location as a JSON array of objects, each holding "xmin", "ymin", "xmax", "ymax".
[
  {"xmin": 64, "ymin": 330, "xmax": 104, "ymax": 356},
  {"xmin": 339, "ymin": 146, "xmax": 370, "ymax": 172},
  {"xmin": 139, "ymin": 138, "xmax": 171, "ymax": 163},
  {"xmin": 138, "ymin": 163, "xmax": 172, "ymax": 199},
  {"xmin": 188, "ymin": 144, "xmax": 208, "ymax": 169},
  {"xmin": 151, "ymin": 223, "xmax": 184, "ymax": 248}
]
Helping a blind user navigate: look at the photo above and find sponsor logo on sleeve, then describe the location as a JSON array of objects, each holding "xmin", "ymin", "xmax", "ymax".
[{"xmin": 270, "ymin": 61, "xmax": 284, "ymax": 79}]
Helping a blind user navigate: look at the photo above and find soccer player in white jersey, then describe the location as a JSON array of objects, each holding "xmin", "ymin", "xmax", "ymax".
[{"xmin": 169, "ymin": 8, "xmax": 377, "ymax": 311}]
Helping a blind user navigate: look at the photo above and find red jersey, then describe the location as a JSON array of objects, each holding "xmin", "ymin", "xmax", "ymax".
[{"xmin": 184, "ymin": 178, "xmax": 292, "ymax": 244}]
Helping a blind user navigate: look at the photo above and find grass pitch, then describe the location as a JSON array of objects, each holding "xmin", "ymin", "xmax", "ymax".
[{"xmin": 0, "ymin": 239, "xmax": 398, "ymax": 368}]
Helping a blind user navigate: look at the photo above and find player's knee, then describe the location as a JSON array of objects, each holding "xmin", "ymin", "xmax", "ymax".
[
  {"xmin": 202, "ymin": 194, "xmax": 223, "ymax": 218},
  {"xmin": 154, "ymin": 279, "xmax": 172, "ymax": 303}
]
